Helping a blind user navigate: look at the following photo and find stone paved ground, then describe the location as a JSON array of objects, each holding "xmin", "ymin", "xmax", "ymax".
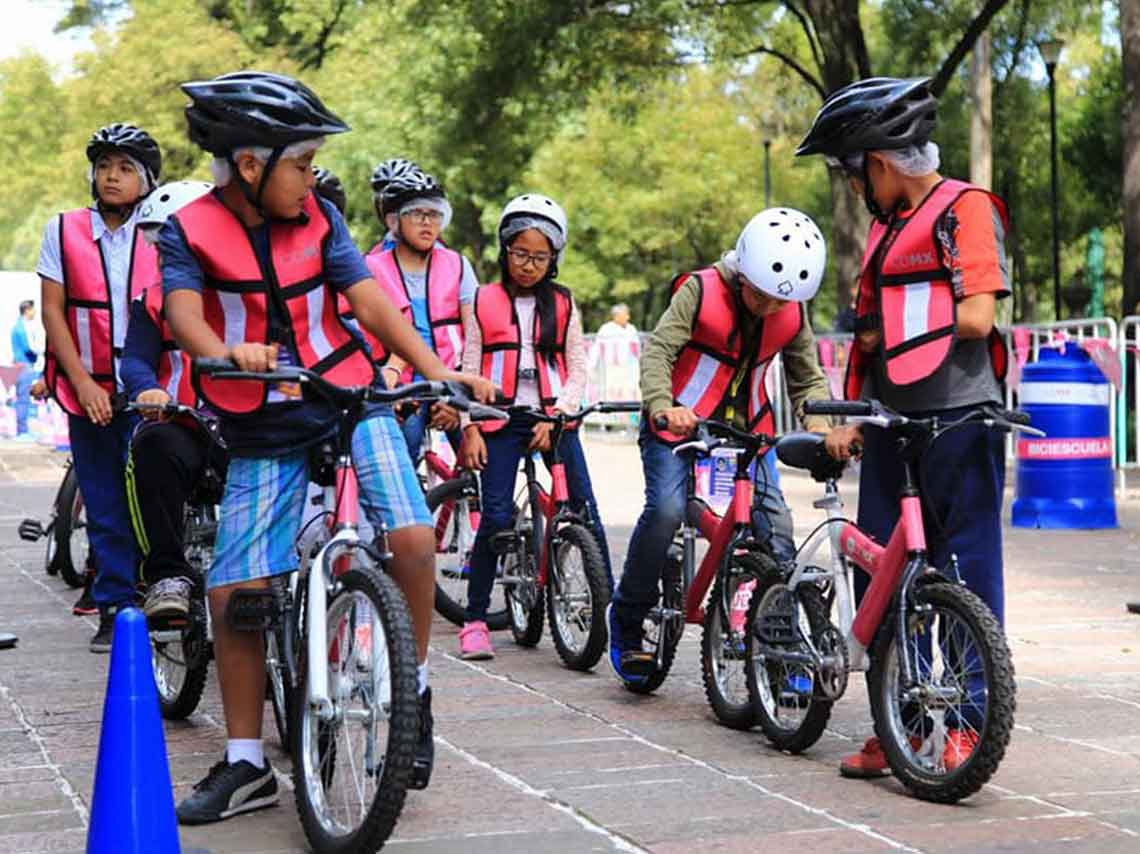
[{"xmin": 0, "ymin": 435, "xmax": 1138, "ymax": 853}]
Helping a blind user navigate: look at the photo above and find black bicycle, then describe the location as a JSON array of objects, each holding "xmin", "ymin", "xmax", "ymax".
[{"xmin": 19, "ymin": 456, "xmax": 90, "ymax": 588}]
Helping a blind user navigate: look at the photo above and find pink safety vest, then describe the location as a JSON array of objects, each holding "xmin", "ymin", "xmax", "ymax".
[
  {"xmin": 367, "ymin": 247, "xmax": 464, "ymax": 382},
  {"xmin": 138, "ymin": 285, "xmax": 196, "ymax": 407},
  {"xmin": 474, "ymin": 281, "xmax": 573, "ymax": 433},
  {"xmin": 175, "ymin": 191, "xmax": 376, "ymax": 417},
  {"xmin": 845, "ymin": 179, "xmax": 1009, "ymax": 400},
  {"xmin": 653, "ymin": 267, "xmax": 802, "ymax": 445},
  {"xmin": 45, "ymin": 209, "xmax": 156, "ymax": 417}
]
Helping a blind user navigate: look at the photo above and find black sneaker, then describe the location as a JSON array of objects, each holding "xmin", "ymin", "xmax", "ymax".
[
  {"xmin": 73, "ymin": 576, "xmax": 96, "ymax": 617},
  {"xmin": 410, "ymin": 688, "xmax": 434, "ymax": 790},
  {"xmin": 89, "ymin": 609, "xmax": 115, "ymax": 653},
  {"xmin": 176, "ymin": 758, "xmax": 278, "ymax": 825}
]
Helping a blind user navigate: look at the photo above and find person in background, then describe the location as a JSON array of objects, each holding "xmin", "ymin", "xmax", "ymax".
[
  {"xmin": 10, "ymin": 300, "xmax": 40, "ymax": 440},
  {"xmin": 596, "ymin": 303, "xmax": 639, "ymax": 340}
]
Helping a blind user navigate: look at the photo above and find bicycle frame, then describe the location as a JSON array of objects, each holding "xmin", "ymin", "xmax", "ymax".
[
  {"xmin": 521, "ymin": 429, "xmax": 579, "ymax": 589},
  {"xmin": 680, "ymin": 450, "xmax": 756, "ymax": 624}
]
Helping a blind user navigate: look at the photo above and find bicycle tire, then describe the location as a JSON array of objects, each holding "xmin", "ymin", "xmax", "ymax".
[
  {"xmin": 623, "ymin": 557, "xmax": 684, "ymax": 695},
  {"xmin": 151, "ymin": 613, "xmax": 209, "ymax": 721},
  {"xmin": 267, "ymin": 627, "xmax": 297, "ymax": 756},
  {"xmin": 546, "ymin": 524, "xmax": 610, "ymax": 671},
  {"xmin": 52, "ymin": 466, "xmax": 86, "ymax": 588},
  {"xmin": 868, "ymin": 579, "xmax": 1016, "ymax": 803},
  {"xmin": 506, "ymin": 483, "xmax": 544, "ymax": 647},
  {"xmin": 293, "ymin": 561, "xmax": 418, "ymax": 854},
  {"xmin": 700, "ymin": 551, "xmax": 772, "ymax": 730},
  {"xmin": 425, "ymin": 478, "xmax": 509, "ymax": 631}
]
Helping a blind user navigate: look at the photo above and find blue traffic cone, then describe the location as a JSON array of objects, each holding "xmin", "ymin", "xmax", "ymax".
[{"xmin": 87, "ymin": 607, "xmax": 180, "ymax": 854}]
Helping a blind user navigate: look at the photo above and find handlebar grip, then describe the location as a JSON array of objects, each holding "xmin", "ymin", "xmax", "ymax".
[
  {"xmin": 597, "ymin": 401, "xmax": 642, "ymax": 414},
  {"xmin": 803, "ymin": 400, "xmax": 873, "ymax": 417},
  {"xmin": 469, "ymin": 404, "xmax": 509, "ymax": 422},
  {"xmin": 654, "ymin": 415, "xmax": 668, "ymax": 431},
  {"xmin": 195, "ymin": 357, "xmax": 238, "ymax": 375},
  {"xmin": 1002, "ymin": 408, "xmax": 1032, "ymax": 427}
]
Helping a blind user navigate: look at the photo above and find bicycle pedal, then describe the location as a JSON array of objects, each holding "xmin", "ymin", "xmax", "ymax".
[
  {"xmin": 17, "ymin": 519, "xmax": 43, "ymax": 541},
  {"xmin": 224, "ymin": 589, "xmax": 278, "ymax": 632}
]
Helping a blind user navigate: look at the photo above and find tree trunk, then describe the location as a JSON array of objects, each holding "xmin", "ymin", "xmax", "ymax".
[
  {"xmin": 1122, "ymin": 0, "xmax": 1140, "ymax": 316},
  {"xmin": 828, "ymin": 169, "xmax": 870, "ymax": 312},
  {"xmin": 969, "ymin": 31, "xmax": 993, "ymax": 190}
]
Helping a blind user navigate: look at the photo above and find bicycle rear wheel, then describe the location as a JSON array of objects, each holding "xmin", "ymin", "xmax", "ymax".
[
  {"xmin": 293, "ymin": 559, "xmax": 418, "ymax": 854},
  {"xmin": 150, "ymin": 583, "xmax": 209, "ymax": 721},
  {"xmin": 426, "ymin": 477, "xmax": 508, "ymax": 630},
  {"xmin": 623, "ymin": 554, "xmax": 684, "ymax": 695},
  {"xmin": 868, "ymin": 579, "xmax": 1016, "ymax": 803}
]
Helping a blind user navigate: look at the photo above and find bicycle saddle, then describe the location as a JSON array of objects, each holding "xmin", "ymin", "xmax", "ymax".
[{"xmin": 775, "ymin": 432, "xmax": 846, "ymax": 482}]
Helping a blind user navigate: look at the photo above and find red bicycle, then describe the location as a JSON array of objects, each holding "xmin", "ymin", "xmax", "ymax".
[
  {"xmin": 745, "ymin": 399, "xmax": 1036, "ymax": 802},
  {"xmin": 495, "ymin": 401, "xmax": 640, "ymax": 670},
  {"xmin": 624, "ymin": 416, "xmax": 779, "ymax": 731}
]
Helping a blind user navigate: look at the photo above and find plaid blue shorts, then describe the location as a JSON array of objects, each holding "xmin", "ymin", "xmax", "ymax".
[{"xmin": 208, "ymin": 411, "xmax": 431, "ymax": 590}]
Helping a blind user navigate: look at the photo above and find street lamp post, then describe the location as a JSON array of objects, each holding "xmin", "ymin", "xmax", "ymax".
[
  {"xmin": 1038, "ymin": 37, "xmax": 1065, "ymax": 321},
  {"xmin": 763, "ymin": 139, "xmax": 771, "ymax": 207}
]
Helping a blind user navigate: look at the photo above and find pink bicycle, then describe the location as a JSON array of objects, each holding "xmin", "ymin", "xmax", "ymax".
[{"xmin": 744, "ymin": 399, "xmax": 1039, "ymax": 802}]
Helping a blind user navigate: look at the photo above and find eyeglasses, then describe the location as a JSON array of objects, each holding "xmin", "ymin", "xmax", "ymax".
[
  {"xmin": 401, "ymin": 208, "xmax": 444, "ymax": 224},
  {"xmin": 506, "ymin": 248, "xmax": 553, "ymax": 268}
]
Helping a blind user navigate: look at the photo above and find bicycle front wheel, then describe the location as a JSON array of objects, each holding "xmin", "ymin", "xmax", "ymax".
[
  {"xmin": 52, "ymin": 465, "xmax": 86, "ymax": 588},
  {"xmin": 547, "ymin": 524, "xmax": 610, "ymax": 671},
  {"xmin": 868, "ymin": 579, "xmax": 1016, "ymax": 803},
  {"xmin": 293, "ymin": 561, "xmax": 419, "ymax": 854}
]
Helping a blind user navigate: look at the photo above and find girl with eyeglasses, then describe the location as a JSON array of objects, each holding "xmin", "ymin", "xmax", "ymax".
[{"xmin": 455, "ymin": 194, "xmax": 611, "ymax": 660}]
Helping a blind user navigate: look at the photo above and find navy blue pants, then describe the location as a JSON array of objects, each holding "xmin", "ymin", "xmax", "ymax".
[
  {"xmin": 69, "ymin": 413, "xmax": 140, "ymax": 610},
  {"xmin": 856, "ymin": 405, "xmax": 1006, "ymax": 730},
  {"xmin": 465, "ymin": 419, "xmax": 611, "ymax": 622}
]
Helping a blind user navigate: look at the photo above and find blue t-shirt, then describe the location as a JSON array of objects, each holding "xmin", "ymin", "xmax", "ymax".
[
  {"xmin": 158, "ymin": 192, "xmax": 372, "ymax": 457},
  {"xmin": 121, "ymin": 298, "xmax": 162, "ymax": 400}
]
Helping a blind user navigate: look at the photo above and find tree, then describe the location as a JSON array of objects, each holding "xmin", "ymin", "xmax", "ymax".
[{"xmin": 1124, "ymin": 0, "xmax": 1140, "ymax": 315}]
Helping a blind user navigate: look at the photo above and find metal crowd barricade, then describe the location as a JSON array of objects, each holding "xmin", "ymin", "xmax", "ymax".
[
  {"xmin": 582, "ymin": 331, "xmax": 644, "ymax": 433},
  {"xmin": 1116, "ymin": 316, "xmax": 1140, "ymax": 491}
]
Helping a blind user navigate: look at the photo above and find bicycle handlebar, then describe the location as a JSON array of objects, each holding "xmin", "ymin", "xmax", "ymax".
[
  {"xmin": 803, "ymin": 400, "xmax": 873, "ymax": 418},
  {"xmin": 194, "ymin": 359, "xmax": 507, "ymax": 419},
  {"xmin": 654, "ymin": 415, "xmax": 773, "ymax": 457},
  {"xmin": 505, "ymin": 400, "xmax": 642, "ymax": 425},
  {"xmin": 122, "ymin": 401, "xmax": 227, "ymax": 447},
  {"xmin": 804, "ymin": 398, "xmax": 1043, "ymax": 439}
]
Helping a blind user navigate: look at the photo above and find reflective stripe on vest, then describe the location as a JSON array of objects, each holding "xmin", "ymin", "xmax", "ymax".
[
  {"xmin": 139, "ymin": 285, "xmax": 196, "ymax": 407},
  {"xmin": 844, "ymin": 179, "xmax": 1010, "ymax": 401},
  {"xmin": 175, "ymin": 191, "xmax": 375, "ymax": 417},
  {"xmin": 474, "ymin": 281, "xmax": 572, "ymax": 433},
  {"xmin": 371, "ymin": 248, "xmax": 463, "ymax": 382},
  {"xmin": 654, "ymin": 268, "xmax": 802, "ymax": 445},
  {"xmin": 45, "ymin": 209, "xmax": 156, "ymax": 417}
]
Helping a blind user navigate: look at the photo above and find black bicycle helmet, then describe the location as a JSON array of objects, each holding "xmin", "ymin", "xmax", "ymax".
[
  {"xmin": 796, "ymin": 77, "xmax": 937, "ymax": 160},
  {"xmin": 370, "ymin": 158, "xmax": 420, "ymax": 194},
  {"xmin": 380, "ymin": 171, "xmax": 444, "ymax": 219},
  {"xmin": 181, "ymin": 70, "xmax": 348, "ymax": 155},
  {"xmin": 86, "ymin": 123, "xmax": 162, "ymax": 185},
  {"xmin": 312, "ymin": 166, "xmax": 346, "ymax": 215}
]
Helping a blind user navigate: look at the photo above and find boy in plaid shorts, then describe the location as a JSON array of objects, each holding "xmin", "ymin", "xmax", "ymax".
[{"xmin": 161, "ymin": 71, "xmax": 494, "ymax": 824}]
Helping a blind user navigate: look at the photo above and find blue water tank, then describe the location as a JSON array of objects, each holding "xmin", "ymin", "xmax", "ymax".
[{"xmin": 1011, "ymin": 345, "xmax": 1117, "ymax": 529}]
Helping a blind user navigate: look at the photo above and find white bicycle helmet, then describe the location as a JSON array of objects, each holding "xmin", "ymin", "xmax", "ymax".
[
  {"xmin": 498, "ymin": 193, "xmax": 568, "ymax": 262},
  {"xmin": 137, "ymin": 181, "xmax": 213, "ymax": 233},
  {"xmin": 735, "ymin": 208, "xmax": 826, "ymax": 302}
]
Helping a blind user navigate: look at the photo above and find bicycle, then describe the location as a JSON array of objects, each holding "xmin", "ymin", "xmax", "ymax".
[
  {"xmin": 197, "ymin": 358, "xmax": 501, "ymax": 853},
  {"xmin": 744, "ymin": 399, "xmax": 1038, "ymax": 803},
  {"xmin": 419, "ymin": 427, "xmax": 509, "ymax": 631},
  {"xmin": 493, "ymin": 401, "xmax": 639, "ymax": 670},
  {"xmin": 126, "ymin": 402, "xmax": 226, "ymax": 721},
  {"xmin": 19, "ymin": 455, "xmax": 91, "ymax": 588},
  {"xmin": 625, "ymin": 416, "xmax": 780, "ymax": 731}
]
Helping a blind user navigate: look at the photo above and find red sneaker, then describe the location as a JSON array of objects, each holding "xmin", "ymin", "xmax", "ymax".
[
  {"xmin": 942, "ymin": 728, "xmax": 979, "ymax": 772},
  {"xmin": 839, "ymin": 736, "xmax": 891, "ymax": 778}
]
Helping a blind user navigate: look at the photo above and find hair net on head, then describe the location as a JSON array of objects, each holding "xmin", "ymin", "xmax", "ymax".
[
  {"xmin": 210, "ymin": 138, "xmax": 325, "ymax": 187},
  {"xmin": 397, "ymin": 195, "xmax": 453, "ymax": 231},
  {"xmin": 500, "ymin": 215, "xmax": 564, "ymax": 253},
  {"xmin": 87, "ymin": 154, "xmax": 155, "ymax": 197},
  {"xmin": 720, "ymin": 249, "xmax": 741, "ymax": 278},
  {"xmin": 832, "ymin": 141, "xmax": 940, "ymax": 178}
]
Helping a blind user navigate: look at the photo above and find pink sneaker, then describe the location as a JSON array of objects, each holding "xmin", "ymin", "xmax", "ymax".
[{"xmin": 458, "ymin": 621, "xmax": 494, "ymax": 660}]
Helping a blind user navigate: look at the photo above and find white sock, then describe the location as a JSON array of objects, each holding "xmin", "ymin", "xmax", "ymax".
[
  {"xmin": 417, "ymin": 661, "xmax": 428, "ymax": 696},
  {"xmin": 227, "ymin": 738, "xmax": 264, "ymax": 768}
]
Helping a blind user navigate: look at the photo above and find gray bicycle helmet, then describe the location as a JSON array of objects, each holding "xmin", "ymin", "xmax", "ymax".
[
  {"xmin": 379, "ymin": 171, "xmax": 444, "ymax": 219},
  {"xmin": 312, "ymin": 166, "xmax": 346, "ymax": 215},
  {"xmin": 370, "ymin": 158, "xmax": 420, "ymax": 194}
]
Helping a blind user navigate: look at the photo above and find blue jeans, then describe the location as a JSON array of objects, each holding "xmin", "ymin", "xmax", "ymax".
[
  {"xmin": 856, "ymin": 404, "xmax": 1006, "ymax": 730},
  {"xmin": 614, "ymin": 420, "xmax": 793, "ymax": 622},
  {"xmin": 465, "ymin": 419, "xmax": 611, "ymax": 622},
  {"xmin": 13, "ymin": 364, "xmax": 34, "ymax": 434},
  {"xmin": 69, "ymin": 413, "xmax": 140, "ymax": 610},
  {"xmin": 399, "ymin": 404, "xmax": 462, "ymax": 464}
]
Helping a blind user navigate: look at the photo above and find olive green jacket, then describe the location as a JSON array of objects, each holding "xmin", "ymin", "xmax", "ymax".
[{"xmin": 640, "ymin": 261, "xmax": 833, "ymax": 433}]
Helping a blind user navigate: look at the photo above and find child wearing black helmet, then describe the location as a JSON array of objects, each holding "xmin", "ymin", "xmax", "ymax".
[
  {"xmin": 162, "ymin": 70, "xmax": 494, "ymax": 824},
  {"xmin": 37, "ymin": 122, "xmax": 162, "ymax": 651}
]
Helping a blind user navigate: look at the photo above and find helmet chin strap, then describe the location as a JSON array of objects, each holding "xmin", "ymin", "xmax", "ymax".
[
  {"xmin": 229, "ymin": 147, "xmax": 309, "ymax": 226},
  {"xmin": 861, "ymin": 157, "xmax": 890, "ymax": 225}
]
